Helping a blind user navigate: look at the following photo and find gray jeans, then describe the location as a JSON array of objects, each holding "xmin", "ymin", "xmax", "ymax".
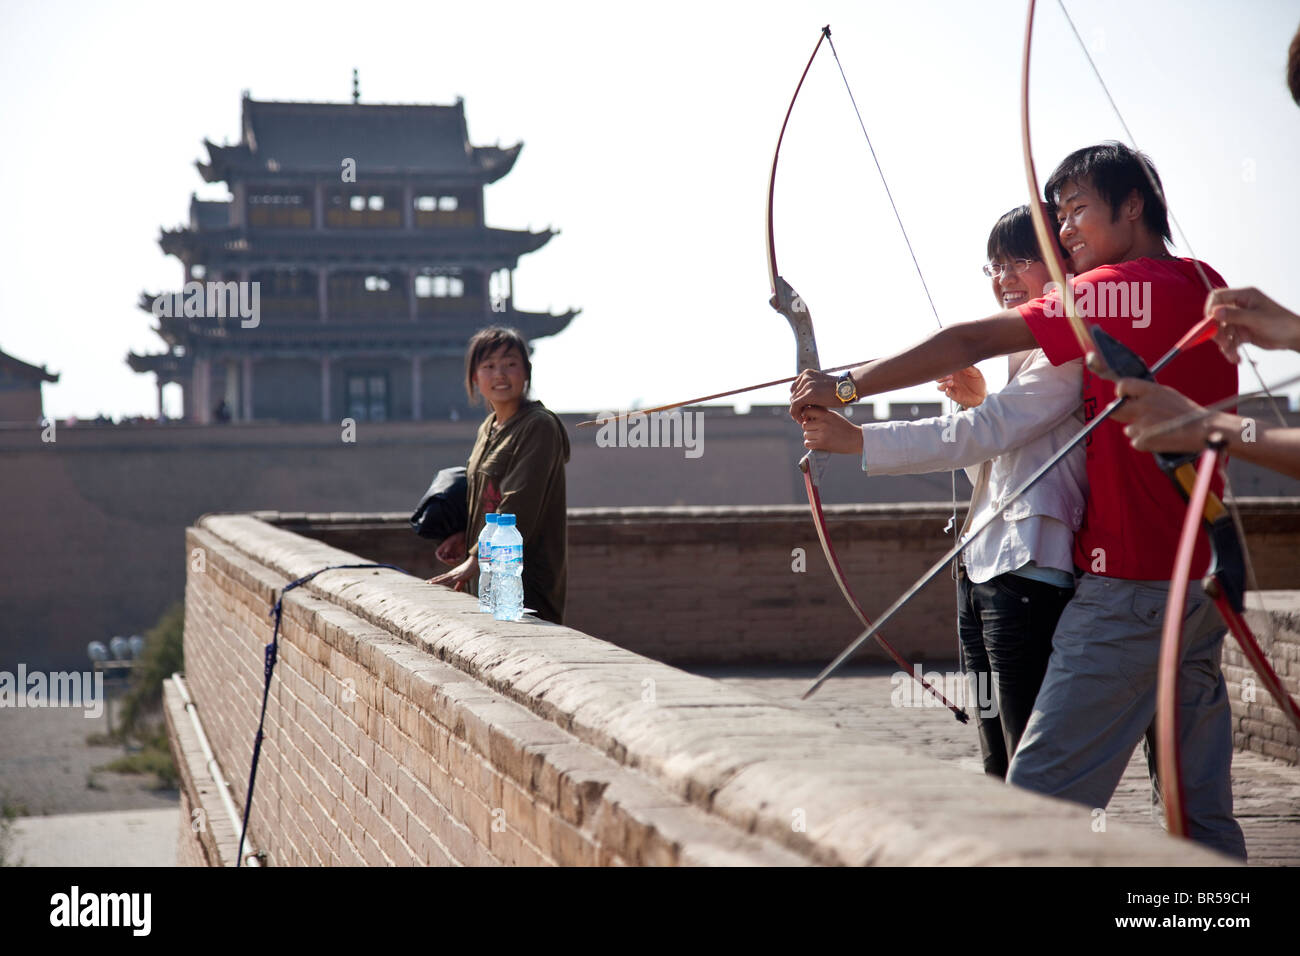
[{"xmin": 1006, "ymin": 573, "xmax": 1247, "ymax": 860}]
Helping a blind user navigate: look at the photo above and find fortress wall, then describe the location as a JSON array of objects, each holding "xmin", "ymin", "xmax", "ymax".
[{"xmin": 3, "ymin": 414, "xmax": 1296, "ymax": 675}]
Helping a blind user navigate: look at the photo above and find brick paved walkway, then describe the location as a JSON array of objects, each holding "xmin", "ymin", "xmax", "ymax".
[{"xmin": 697, "ymin": 664, "xmax": 1300, "ymax": 866}]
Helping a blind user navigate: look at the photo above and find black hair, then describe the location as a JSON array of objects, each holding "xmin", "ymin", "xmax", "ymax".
[
  {"xmin": 986, "ymin": 204, "xmax": 1068, "ymax": 263},
  {"xmin": 1043, "ymin": 142, "xmax": 1172, "ymax": 244},
  {"xmin": 1289, "ymin": 22, "xmax": 1300, "ymax": 106},
  {"xmin": 987, "ymin": 205, "xmax": 1039, "ymax": 261},
  {"xmin": 464, "ymin": 326, "xmax": 532, "ymax": 404}
]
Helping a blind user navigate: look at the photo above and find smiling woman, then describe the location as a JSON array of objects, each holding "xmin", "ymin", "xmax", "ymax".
[{"xmin": 426, "ymin": 326, "xmax": 571, "ymax": 624}]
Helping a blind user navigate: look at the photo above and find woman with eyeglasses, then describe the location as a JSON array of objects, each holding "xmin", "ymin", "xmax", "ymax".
[{"xmin": 798, "ymin": 205, "xmax": 1087, "ymax": 779}]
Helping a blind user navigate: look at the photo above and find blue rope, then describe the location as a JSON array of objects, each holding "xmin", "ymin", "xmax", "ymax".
[{"xmin": 237, "ymin": 562, "xmax": 411, "ymax": 866}]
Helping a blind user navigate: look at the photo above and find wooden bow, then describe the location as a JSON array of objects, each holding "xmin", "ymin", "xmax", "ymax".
[{"xmin": 769, "ymin": 25, "xmax": 967, "ymax": 721}]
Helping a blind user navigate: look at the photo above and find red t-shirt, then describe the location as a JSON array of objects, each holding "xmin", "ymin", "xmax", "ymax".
[{"xmin": 1018, "ymin": 257, "xmax": 1237, "ymax": 580}]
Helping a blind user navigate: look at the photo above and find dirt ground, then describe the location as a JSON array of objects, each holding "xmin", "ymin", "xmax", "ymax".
[{"xmin": 0, "ymin": 684, "xmax": 179, "ymax": 818}]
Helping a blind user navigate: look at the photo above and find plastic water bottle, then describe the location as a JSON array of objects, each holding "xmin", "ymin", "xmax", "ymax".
[
  {"xmin": 492, "ymin": 514, "xmax": 524, "ymax": 622},
  {"xmin": 477, "ymin": 513, "xmax": 499, "ymax": 613}
]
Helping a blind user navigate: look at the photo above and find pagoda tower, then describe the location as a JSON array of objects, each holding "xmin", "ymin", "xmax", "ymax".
[{"xmin": 129, "ymin": 92, "xmax": 576, "ymax": 423}]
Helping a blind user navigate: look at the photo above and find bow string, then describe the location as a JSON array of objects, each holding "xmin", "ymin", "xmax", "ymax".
[{"xmin": 769, "ymin": 24, "xmax": 967, "ymax": 721}]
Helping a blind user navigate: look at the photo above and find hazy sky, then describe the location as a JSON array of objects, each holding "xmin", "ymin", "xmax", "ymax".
[{"xmin": 3, "ymin": 0, "xmax": 1298, "ymax": 420}]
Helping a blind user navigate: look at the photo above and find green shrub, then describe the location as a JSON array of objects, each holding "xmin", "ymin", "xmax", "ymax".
[
  {"xmin": 99, "ymin": 728, "xmax": 179, "ymax": 790},
  {"xmin": 0, "ymin": 799, "xmax": 24, "ymax": 867},
  {"xmin": 118, "ymin": 602, "xmax": 185, "ymax": 740},
  {"xmin": 93, "ymin": 602, "xmax": 184, "ymax": 790}
]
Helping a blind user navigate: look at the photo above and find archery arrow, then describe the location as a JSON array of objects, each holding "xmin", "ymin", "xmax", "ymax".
[{"xmin": 574, "ymin": 359, "xmax": 871, "ymax": 428}]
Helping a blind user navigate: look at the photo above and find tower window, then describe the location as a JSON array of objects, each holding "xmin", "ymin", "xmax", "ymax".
[
  {"xmin": 347, "ymin": 373, "xmax": 388, "ymax": 422},
  {"xmin": 415, "ymin": 275, "xmax": 464, "ymax": 298}
]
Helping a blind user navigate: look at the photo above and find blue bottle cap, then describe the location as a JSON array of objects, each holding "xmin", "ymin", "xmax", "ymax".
[
  {"xmin": 485, "ymin": 513, "xmax": 499, "ymax": 524},
  {"xmin": 497, "ymin": 514, "xmax": 516, "ymax": 527}
]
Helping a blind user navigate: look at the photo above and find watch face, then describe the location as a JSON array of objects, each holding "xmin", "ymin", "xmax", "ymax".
[{"xmin": 837, "ymin": 379, "xmax": 854, "ymax": 401}]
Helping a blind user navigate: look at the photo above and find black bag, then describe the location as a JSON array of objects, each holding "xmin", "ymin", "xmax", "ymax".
[{"xmin": 410, "ymin": 466, "xmax": 468, "ymax": 539}]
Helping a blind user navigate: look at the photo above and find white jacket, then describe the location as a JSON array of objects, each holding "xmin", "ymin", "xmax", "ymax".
[{"xmin": 859, "ymin": 350, "xmax": 1088, "ymax": 583}]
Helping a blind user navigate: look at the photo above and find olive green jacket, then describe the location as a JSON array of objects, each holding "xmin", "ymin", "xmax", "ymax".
[{"xmin": 466, "ymin": 401, "xmax": 570, "ymax": 624}]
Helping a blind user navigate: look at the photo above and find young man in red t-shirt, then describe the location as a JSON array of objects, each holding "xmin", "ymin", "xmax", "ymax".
[{"xmin": 791, "ymin": 142, "xmax": 1246, "ymax": 859}]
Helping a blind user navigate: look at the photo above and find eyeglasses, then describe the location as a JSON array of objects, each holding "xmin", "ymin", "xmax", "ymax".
[{"xmin": 982, "ymin": 258, "xmax": 1037, "ymax": 279}]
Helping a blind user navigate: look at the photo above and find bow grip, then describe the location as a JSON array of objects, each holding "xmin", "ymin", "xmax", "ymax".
[
  {"xmin": 771, "ymin": 275, "xmax": 821, "ymax": 376},
  {"xmin": 773, "ymin": 275, "xmax": 829, "ymax": 485}
]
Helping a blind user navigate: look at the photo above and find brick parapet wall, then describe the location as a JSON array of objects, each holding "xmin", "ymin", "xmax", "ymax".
[
  {"xmin": 273, "ymin": 504, "xmax": 979, "ymax": 666},
  {"xmin": 273, "ymin": 502, "xmax": 1300, "ymax": 667},
  {"xmin": 180, "ymin": 518, "xmax": 804, "ymax": 865},
  {"xmin": 174, "ymin": 511, "xmax": 1227, "ymax": 866},
  {"xmin": 1225, "ymin": 593, "xmax": 1300, "ymax": 766}
]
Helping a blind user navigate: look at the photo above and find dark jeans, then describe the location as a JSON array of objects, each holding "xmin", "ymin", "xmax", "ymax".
[{"xmin": 957, "ymin": 567, "xmax": 1074, "ymax": 779}]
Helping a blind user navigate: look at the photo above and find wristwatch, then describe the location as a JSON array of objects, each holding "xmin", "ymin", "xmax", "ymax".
[{"xmin": 835, "ymin": 372, "xmax": 858, "ymax": 405}]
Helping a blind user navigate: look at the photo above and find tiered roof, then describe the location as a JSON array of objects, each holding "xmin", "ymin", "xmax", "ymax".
[
  {"xmin": 130, "ymin": 308, "xmax": 576, "ymax": 359},
  {"xmin": 0, "ymin": 348, "xmax": 59, "ymax": 384},
  {"xmin": 197, "ymin": 96, "xmax": 521, "ymax": 184},
  {"xmin": 159, "ymin": 223, "xmax": 558, "ymax": 269}
]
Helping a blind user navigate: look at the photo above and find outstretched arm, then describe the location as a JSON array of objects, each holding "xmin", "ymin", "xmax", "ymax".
[
  {"xmin": 861, "ymin": 356, "xmax": 1082, "ymax": 474},
  {"xmin": 800, "ymin": 353, "xmax": 1083, "ymax": 473},
  {"xmin": 789, "ymin": 312, "xmax": 1035, "ymax": 421},
  {"xmin": 1115, "ymin": 378, "xmax": 1300, "ymax": 480}
]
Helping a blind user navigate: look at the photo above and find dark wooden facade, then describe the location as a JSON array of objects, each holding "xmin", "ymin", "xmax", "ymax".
[{"xmin": 129, "ymin": 94, "xmax": 576, "ymax": 423}]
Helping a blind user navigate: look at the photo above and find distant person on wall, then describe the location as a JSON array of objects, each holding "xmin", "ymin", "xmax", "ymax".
[
  {"xmin": 427, "ymin": 326, "xmax": 571, "ymax": 624},
  {"xmin": 800, "ymin": 205, "xmax": 1087, "ymax": 779}
]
